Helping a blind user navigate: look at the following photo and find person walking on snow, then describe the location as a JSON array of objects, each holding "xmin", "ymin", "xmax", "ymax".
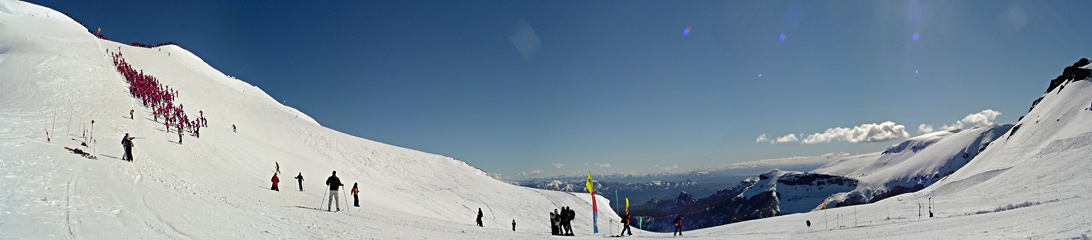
[
  {"xmin": 351, "ymin": 183, "xmax": 360, "ymax": 207},
  {"xmin": 130, "ymin": 109, "xmax": 134, "ymax": 119},
  {"xmin": 476, "ymin": 208, "xmax": 484, "ymax": 227},
  {"xmin": 620, "ymin": 212, "xmax": 632, "ymax": 236},
  {"xmin": 512, "ymin": 219, "xmax": 516, "ymax": 231},
  {"xmin": 275, "ymin": 162, "xmax": 281, "ymax": 174},
  {"xmin": 270, "ymin": 173, "xmax": 280, "ymax": 191},
  {"xmin": 325, "ymin": 171, "xmax": 343, "ymax": 211},
  {"xmin": 294, "ymin": 172, "xmax": 304, "ymax": 191}
]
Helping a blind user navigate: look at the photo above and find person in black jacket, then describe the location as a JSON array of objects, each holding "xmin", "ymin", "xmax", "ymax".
[
  {"xmin": 121, "ymin": 133, "xmax": 134, "ymax": 161},
  {"xmin": 620, "ymin": 212, "xmax": 632, "ymax": 236},
  {"xmin": 674, "ymin": 214, "xmax": 684, "ymax": 236},
  {"xmin": 294, "ymin": 172, "xmax": 304, "ymax": 191},
  {"xmin": 476, "ymin": 208, "xmax": 484, "ymax": 227},
  {"xmin": 566, "ymin": 207, "xmax": 575, "ymax": 235},
  {"xmin": 325, "ymin": 171, "xmax": 343, "ymax": 211}
]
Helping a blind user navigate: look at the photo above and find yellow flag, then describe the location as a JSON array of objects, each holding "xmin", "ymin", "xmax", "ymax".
[
  {"xmin": 625, "ymin": 198, "xmax": 629, "ymax": 212},
  {"xmin": 585, "ymin": 171, "xmax": 594, "ymax": 193}
]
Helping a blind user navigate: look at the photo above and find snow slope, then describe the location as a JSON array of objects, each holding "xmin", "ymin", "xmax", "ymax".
[
  {"xmin": 0, "ymin": 1, "xmax": 623, "ymax": 239},
  {"xmin": 687, "ymin": 62, "xmax": 1092, "ymax": 238},
  {"xmin": 814, "ymin": 124, "xmax": 1012, "ymax": 206},
  {"xmin": 2, "ymin": 1, "xmax": 1091, "ymax": 239}
]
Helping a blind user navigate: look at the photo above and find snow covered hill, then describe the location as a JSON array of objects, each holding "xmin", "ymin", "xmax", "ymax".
[
  {"xmin": 814, "ymin": 124, "xmax": 1012, "ymax": 207},
  {"xmin": 2, "ymin": 1, "xmax": 1091, "ymax": 239},
  {"xmin": 0, "ymin": 1, "xmax": 621, "ymax": 239}
]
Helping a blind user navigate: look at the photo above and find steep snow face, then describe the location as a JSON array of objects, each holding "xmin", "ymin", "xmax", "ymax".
[
  {"xmin": 0, "ymin": 1, "xmax": 621, "ymax": 239},
  {"xmin": 814, "ymin": 124, "xmax": 1012, "ymax": 206},
  {"xmin": 741, "ymin": 170, "xmax": 858, "ymax": 214}
]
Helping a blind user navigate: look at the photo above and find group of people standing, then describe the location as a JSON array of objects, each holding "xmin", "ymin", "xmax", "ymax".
[
  {"xmin": 550, "ymin": 206, "xmax": 576, "ymax": 236},
  {"xmin": 268, "ymin": 166, "xmax": 360, "ymax": 212}
]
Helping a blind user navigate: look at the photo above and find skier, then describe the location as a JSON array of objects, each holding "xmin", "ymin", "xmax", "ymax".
[
  {"xmin": 512, "ymin": 219, "xmax": 516, "ymax": 231},
  {"xmin": 295, "ymin": 172, "xmax": 304, "ymax": 191},
  {"xmin": 232, "ymin": 124, "xmax": 236, "ymax": 133},
  {"xmin": 120, "ymin": 133, "xmax": 134, "ymax": 161},
  {"xmin": 620, "ymin": 212, "xmax": 632, "ymax": 236},
  {"xmin": 351, "ymin": 183, "xmax": 360, "ymax": 207},
  {"xmin": 325, "ymin": 171, "xmax": 343, "ymax": 211},
  {"xmin": 270, "ymin": 173, "xmax": 280, "ymax": 191},
  {"xmin": 673, "ymin": 214, "xmax": 684, "ymax": 236},
  {"xmin": 476, "ymin": 208, "xmax": 484, "ymax": 227}
]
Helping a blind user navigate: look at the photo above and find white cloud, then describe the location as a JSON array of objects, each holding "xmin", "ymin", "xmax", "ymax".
[
  {"xmin": 940, "ymin": 121, "xmax": 963, "ymax": 131},
  {"xmin": 961, "ymin": 109, "xmax": 1001, "ymax": 127},
  {"xmin": 918, "ymin": 124, "xmax": 935, "ymax": 134},
  {"xmin": 802, "ymin": 121, "xmax": 909, "ymax": 144},
  {"xmin": 920, "ymin": 109, "xmax": 1003, "ymax": 135},
  {"xmin": 551, "ymin": 163, "xmax": 565, "ymax": 169},
  {"xmin": 595, "ymin": 163, "xmax": 610, "ymax": 168},
  {"xmin": 775, "ymin": 134, "xmax": 799, "ymax": 143},
  {"xmin": 757, "ymin": 133, "xmax": 799, "ymax": 144},
  {"xmin": 518, "ymin": 169, "xmax": 545, "ymax": 176},
  {"xmin": 756, "ymin": 134, "xmax": 769, "ymax": 143}
]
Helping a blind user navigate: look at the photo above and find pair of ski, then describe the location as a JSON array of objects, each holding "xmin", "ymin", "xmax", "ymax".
[{"xmin": 64, "ymin": 147, "xmax": 97, "ymax": 159}]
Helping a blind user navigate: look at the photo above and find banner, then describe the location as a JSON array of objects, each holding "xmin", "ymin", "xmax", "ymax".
[{"xmin": 586, "ymin": 171, "xmax": 598, "ymax": 233}]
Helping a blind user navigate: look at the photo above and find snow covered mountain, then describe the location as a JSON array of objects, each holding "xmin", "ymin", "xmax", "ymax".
[
  {"xmin": 814, "ymin": 124, "xmax": 1013, "ymax": 207},
  {"xmin": 632, "ymin": 170, "xmax": 857, "ymax": 232},
  {"xmin": 0, "ymin": 1, "xmax": 620, "ymax": 239},
  {"xmin": 3, "ymin": 1, "xmax": 1092, "ymax": 239}
]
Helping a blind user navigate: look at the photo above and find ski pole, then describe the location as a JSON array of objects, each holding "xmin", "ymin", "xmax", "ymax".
[
  {"xmin": 342, "ymin": 188, "xmax": 348, "ymax": 212},
  {"xmin": 319, "ymin": 189, "xmax": 327, "ymax": 210}
]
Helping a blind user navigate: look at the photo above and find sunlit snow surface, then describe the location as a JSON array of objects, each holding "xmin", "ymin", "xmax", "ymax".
[{"xmin": 1, "ymin": 1, "xmax": 1090, "ymax": 239}]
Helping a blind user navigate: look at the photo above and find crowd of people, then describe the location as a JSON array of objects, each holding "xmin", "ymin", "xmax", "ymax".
[{"xmin": 111, "ymin": 50, "xmax": 206, "ymax": 143}]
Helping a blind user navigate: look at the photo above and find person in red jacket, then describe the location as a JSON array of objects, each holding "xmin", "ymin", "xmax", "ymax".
[{"xmin": 271, "ymin": 173, "xmax": 280, "ymax": 191}]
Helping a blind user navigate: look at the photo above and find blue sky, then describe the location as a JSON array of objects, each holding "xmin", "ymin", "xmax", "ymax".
[{"xmin": 39, "ymin": 0, "xmax": 1092, "ymax": 179}]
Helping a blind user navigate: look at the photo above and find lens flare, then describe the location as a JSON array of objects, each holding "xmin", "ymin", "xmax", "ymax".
[
  {"xmin": 779, "ymin": 33, "xmax": 786, "ymax": 42},
  {"xmin": 509, "ymin": 20, "xmax": 542, "ymax": 61},
  {"xmin": 683, "ymin": 26, "xmax": 691, "ymax": 36},
  {"xmin": 912, "ymin": 32, "xmax": 920, "ymax": 41}
]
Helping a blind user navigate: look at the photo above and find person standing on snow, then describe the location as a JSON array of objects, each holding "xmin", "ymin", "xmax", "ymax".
[
  {"xmin": 351, "ymin": 183, "xmax": 360, "ymax": 207},
  {"xmin": 325, "ymin": 171, "xmax": 343, "ymax": 211},
  {"xmin": 550, "ymin": 209, "xmax": 558, "ymax": 235},
  {"xmin": 121, "ymin": 133, "xmax": 134, "ymax": 161},
  {"xmin": 559, "ymin": 207, "xmax": 569, "ymax": 235},
  {"xmin": 275, "ymin": 162, "xmax": 281, "ymax": 174},
  {"xmin": 620, "ymin": 212, "xmax": 632, "ymax": 236},
  {"xmin": 673, "ymin": 214, "xmax": 684, "ymax": 236},
  {"xmin": 512, "ymin": 219, "xmax": 516, "ymax": 231},
  {"xmin": 476, "ymin": 208, "xmax": 484, "ymax": 227},
  {"xmin": 130, "ymin": 109, "xmax": 134, "ymax": 119},
  {"xmin": 271, "ymin": 173, "xmax": 280, "ymax": 191},
  {"xmin": 294, "ymin": 172, "xmax": 304, "ymax": 191}
]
